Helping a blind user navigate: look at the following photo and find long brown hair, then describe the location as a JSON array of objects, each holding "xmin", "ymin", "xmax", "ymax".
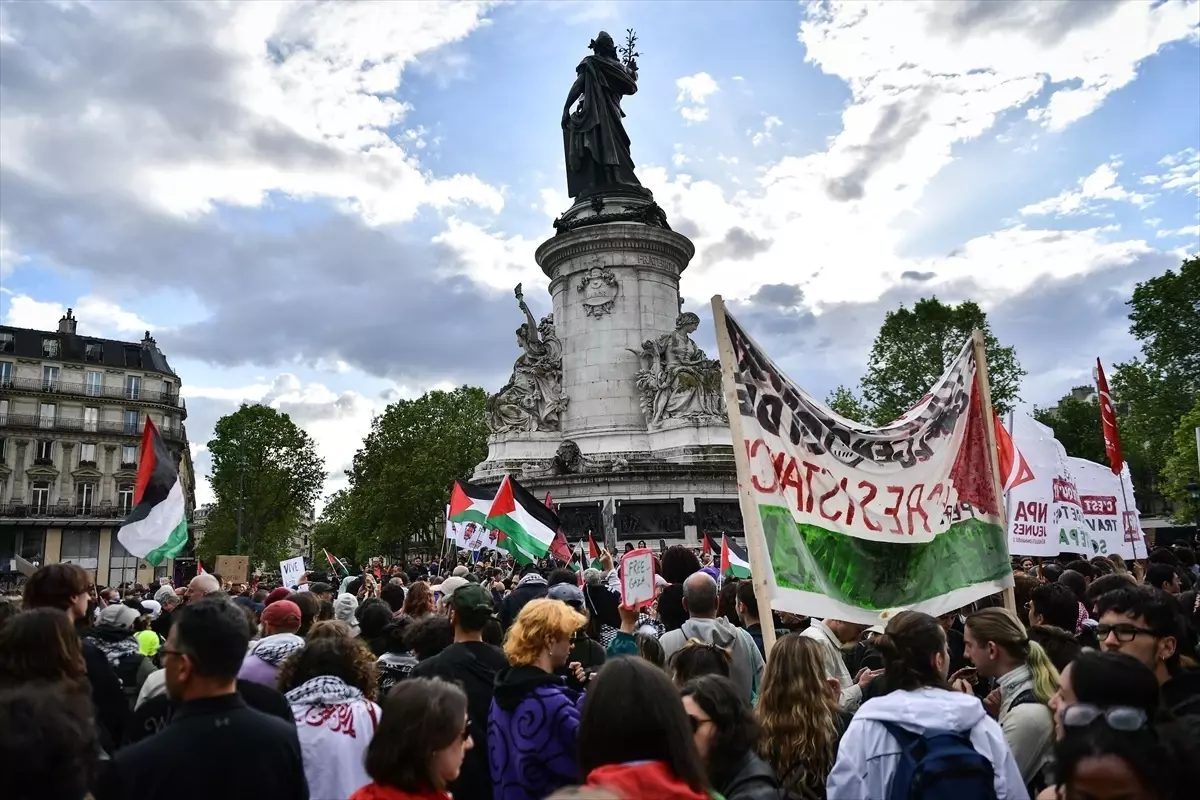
[
  {"xmin": 755, "ymin": 634, "xmax": 842, "ymax": 793},
  {"xmin": 0, "ymin": 608, "xmax": 87, "ymax": 687},
  {"xmin": 873, "ymin": 610, "xmax": 949, "ymax": 692},
  {"xmin": 403, "ymin": 581, "xmax": 435, "ymax": 618}
]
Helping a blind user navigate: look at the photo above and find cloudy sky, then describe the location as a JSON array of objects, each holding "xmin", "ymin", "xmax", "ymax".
[{"xmin": 2, "ymin": 0, "xmax": 1197, "ymax": 508}]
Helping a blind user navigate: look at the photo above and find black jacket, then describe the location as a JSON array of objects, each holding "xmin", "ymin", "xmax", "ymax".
[
  {"xmin": 500, "ymin": 577, "xmax": 548, "ymax": 629},
  {"xmin": 557, "ymin": 633, "xmax": 605, "ymax": 691},
  {"xmin": 101, "ymin": 693, "xmax": 306, "ymax": 800},
  {"xmin": 81, "ymin": 639, "xmax": 128, "ymax": 751},
  {"xmin": 123, "ymin": 678, "xmax": 294, "ymax": 746},
  {"xmin": 717, "ymin": 751, "xmax": 782, "ymax": 800},
  {"xmin": 412, "ymin": 641, "xmax": 509, "ymax": 800},
  {"xmin": 1163, "ymin": 668, "xmax": 1200, "ymax": 718}
]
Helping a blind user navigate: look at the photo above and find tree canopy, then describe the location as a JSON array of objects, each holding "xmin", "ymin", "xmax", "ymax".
[
  {"xmin": 825, "ymin": 385, "xmax": 871, "ymax": 423},
  {"xmin": 198, "ymin": 404, "xmax": 325, "ymax": 567},
  {"xmin": 1033, "ymin": 394, "xmax": 1107, "ymax": 466},
  {"xmin": 323, "ymin": 385, "xmax": 489, "ymax": 563},
  {"xmin": 859, "ymin": 297, "xmax": 1025, "ymax": 425}
]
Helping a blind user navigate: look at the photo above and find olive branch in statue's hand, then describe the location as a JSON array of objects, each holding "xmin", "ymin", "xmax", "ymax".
[{"xmin": 619, "ymin": 28, "xmax": 640, "ymax": 70}]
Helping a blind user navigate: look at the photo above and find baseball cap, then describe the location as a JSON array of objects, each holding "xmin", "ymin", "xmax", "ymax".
[
  {"xmin": 99, "ymin": 604, "xmax": 141, "ymax": 629},
  {"xmin": 437, "ymin": 576, "xmax": 469, "ymax": 605},
  {"xmin": 265, "ymin": 587, "xmax": 292, "ymax": 606},
  {"xmin": 309, "ymin": 582, "xmax": 333, "ymax": 595},
  {"xmin": 446, "ymin": 583, "xmax": 494, "ymax": 614},
  {"xmin": 547, "ymin": 583, "xmax": 585, "ymax": 610},
  {"xmin": 261, "ymin": 599, "xmax": 302, "ymax": 628}
]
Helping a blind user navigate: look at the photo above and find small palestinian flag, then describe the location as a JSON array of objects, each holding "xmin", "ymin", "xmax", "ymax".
[
  {"xmin": 324, "ymin": 548, "xmax": 350, "ymax": 577},
  {"xmin": 721, "ymin": 535, "xmax": 751, "ymax": 580},
  {"xmin": 587, "ymin": 533, "xmax": 603, "ymax": 569},
  {"xmin": 117, "ymin": 416, "xmax": 188, "ymax": 566},
  {"xmin": 701, "ymin": 534, "xmax": 714, "ymax": 556},
  {"xmin": 449, "ymin": 480, "xmax": 494, "ymax": 525},
  {"xmin": 487, "ymin": 476, "xmax": 558, "ymax": 566}
]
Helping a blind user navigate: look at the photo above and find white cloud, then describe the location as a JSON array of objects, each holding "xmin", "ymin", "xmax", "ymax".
[
  {"xmin": 672, "ymin": 144, "xmax": 691, "ymax": 167},
  {"xmin": 1156, "ymin": 224, "xmax": 1200, "ymax": 239},
  {"xmin": 750, "ymin": 114, "xmax": 782, "ymax": 146},
  {"xmin": 1020, "ymin": 161, "xmax": 1151, "ymax": 217},
  {"xmin": 0, "ymin": 222, "xmax": 26, "ymax": 278},
  {"xmin": 430, "ymin": 217, "xmax": 542, "ymax": 291},
  {"xmin": 0, "ymin": 292, "xmax": 154, "ymax": 337},
  {"xmin": 1140, "ymin": 147, "xmax": 1200, "ymax": 193},
  {"xmin": 675, "ymin": 72, "xmax": 719, "ymax": 123}
]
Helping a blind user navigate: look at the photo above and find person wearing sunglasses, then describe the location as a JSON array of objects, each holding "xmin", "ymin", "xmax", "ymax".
[
  {"xmin": 1095, "ymin": 585, "xmax": 1200, "ymax": 718},
  {"xmin": 1044, "ymin": 701, "xmax": 1174, "ymax": 800},
  {"xmin": 351, "ymin": 677, "xmax": 473, "ymax": 800}
]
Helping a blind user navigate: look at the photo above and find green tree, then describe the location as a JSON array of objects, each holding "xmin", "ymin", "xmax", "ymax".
[
  {"xmin": 825, "ymin": 385, "xmax": 870, "ymax": 423},
  {"xmin": 1161, "ymin": 397, "xmax": 1200, "ymax": 524},
  {"xmin": 1032, "ymin": 396, "xmax": 1107, "ymax": 464},
  {"xmin": 310, "ymin": 488, "xmax": 360, "ymax": 567},
  {"xmin": 860, "ymin": 297, "xmax": 1025, "ymax": 424},
  {"xmin": 198, "ymin": 404, "xmax": 326, "ymax": 567},
  {"xmin": 1127, "ymin": 257, "xmax": 1199, "ymax": 385},
  {"xmin": 343, "ymin": 386, "xmax": 488, "ymax": 560}
]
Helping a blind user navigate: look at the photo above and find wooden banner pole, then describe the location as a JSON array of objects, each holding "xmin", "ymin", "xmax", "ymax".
[
  {"xmin": 972, "ymin": 329, "xmax": 1017, "ymax": 615},
  {"xmin": 710, "ymin": 295, "xmax": 777, "ymax": 657}
]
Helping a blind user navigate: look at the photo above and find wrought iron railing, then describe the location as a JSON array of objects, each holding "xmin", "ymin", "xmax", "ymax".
[
  {"xmin": 0, "ymin": 413, "xmax": 186, "ymax": 443},
  {"xmin": 0, "ymin": 501, "xmax": 132, "ymax": 520},
  {"xmin": 0, "ymin": 375, "xmax": 183, "ymax": 407}
]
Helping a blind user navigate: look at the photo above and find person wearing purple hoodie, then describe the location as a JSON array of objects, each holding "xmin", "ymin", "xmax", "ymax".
[
  {"xmin": 239, "ymin": 600, "xmax": 305, "ymax": 688},
  {"xmin": 489, "ymin": 598, "xmax": 589, "ymax": 800}
]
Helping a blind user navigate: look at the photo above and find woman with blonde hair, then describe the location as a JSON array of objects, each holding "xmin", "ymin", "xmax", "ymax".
[
  {"xmin": 489, "ymin": 597, "xmax": 588, "ymax": 800},
  {"xmin": 964, "ymin": 606, "xmax": 1059, "ymax": 795},
  {"xmin": 756, "ymin": 634, "xmax": 848, "ymax": 799}
]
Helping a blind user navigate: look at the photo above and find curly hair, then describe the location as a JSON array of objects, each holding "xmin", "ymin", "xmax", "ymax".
[
  {"xmin": 660, "ymin": 546, "xmax": 701, "ymax": 585},
  {"xmin": 306, "ymin": 619, "xmax": 354, "ymax": 642},
  {"xmin": 277, "ymin": 635, "xmax": 379, "ymax": 701},
  {"xmin": 403, "ymin": 581, "xmax": 435, "ymax": 619},
  {"xmin": 756, "ymin": 634, "xmax": 841, "ymax": 794},
  {"xmin": 503, "ymin": 598, "xmax": 586, "ymax": 667}
]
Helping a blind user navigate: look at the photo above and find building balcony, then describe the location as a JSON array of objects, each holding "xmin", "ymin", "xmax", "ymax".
[
  {"xmin": 0, "ymin": 375, "xmax": 185, "ymax": 414},
  {"xmin": 119, "ymin": 461, "xmax": 138, "ymax": 470},
  {"xmin": 0, "ymin": 501, "xmax": 133, "ymax": 526},
  {"xmin": 0, "ymin": 412, "xmax": 186, "ymax": 444}
]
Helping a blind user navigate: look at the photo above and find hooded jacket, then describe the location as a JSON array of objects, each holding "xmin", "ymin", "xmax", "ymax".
[
  {"xmin": 286, "ymin": 675, "xmax": 380, "ymax": 800},
  {"xmin": 660, "ymin": 617, "xmax": 765, "ymax": 703},
  {"xmin": 488, "ymin": 664, "xmax": 584, "ymax": 800},
  {"xmin": 238, "ymin": 632, "xmax": 305, "ymax": 688},
  {"xmin": 412, "ymin": 641, "xmax": 509, "ymax": 800},
  {"xmin": 585, "ymin": 761, "xmax": 711, "ymax": 800},
  {"xmin": 826, "ymin": 686, "xmax": 1029, "ymax": 800},
  {"xmin": 85, "ymin": 623, "xmax": 155, "ymax": 704},
  {"xmin": 500, "ymin": 573, "xmax": 548, "ymax": 629}
]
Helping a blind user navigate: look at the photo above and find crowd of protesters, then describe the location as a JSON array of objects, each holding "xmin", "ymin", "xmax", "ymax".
[{"xmin": 1, "ymin": 541, "xmax": 1199, "ymax": 800}]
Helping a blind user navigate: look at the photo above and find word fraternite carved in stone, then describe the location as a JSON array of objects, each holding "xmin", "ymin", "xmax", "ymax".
[
  {"xmin": 577, "ymin": 265, "xmax": 619, "ymax": 317},
  {"xmin": 487, "ymin": 284, "xmax": 567, "ymax": 434},
  {"xmin": 628, "ymin": 311, "xmax": 727, "ymax": 429}
]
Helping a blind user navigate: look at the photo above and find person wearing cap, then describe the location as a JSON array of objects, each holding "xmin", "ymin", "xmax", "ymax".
[
  {"xmin": 548, "ymin": 583, "xmax": 606, "ymax": 692},
  {"xmin": 151, "ymin": 587, "xmax": 182, "ymax": 641},
  {"xmin": 335, "ymin": 592, "xmax": 361, "ymax": 636},
  {"xmin": 411, "ymin": 583, "xmax": 507, "ymax": 800},
  {"xmin": 436, "ymin": 576, "xmax": 470, "ymax": 609},
  {"xmin": 309, "ymin": 581, "xmax": 335, "ymax": 602},
  {"xmin": 239, "ymin": 600, "xmax": 306, "ymax": 689},
  {"xmin": 85, "ymin": 602, "xmax": 156, "ymax": 706}
]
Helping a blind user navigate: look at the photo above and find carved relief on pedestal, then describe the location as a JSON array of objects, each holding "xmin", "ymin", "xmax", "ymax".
[
  {"xmin": 522, "ymin": 440, "xmax": 629, "ymax": 478},
  {"xmin": 487, "ymin": 284, "xmax": 567, "ymax": 434},
  {"xmin": 576, "ymin": 264, "xmax": 619, "ymax": 317},
  {"xmin": 628, "ymin": 312, "xmax": 727, "ymax": 429}
]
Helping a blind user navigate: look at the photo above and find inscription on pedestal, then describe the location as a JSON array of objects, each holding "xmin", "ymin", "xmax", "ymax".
[
  {"xmin": 616, "ymin": 499, "xmax": 684, "ymax": 540},
  {"xmin": 636, "ymin": 253, "xmax": 671, "ymax": 270},
  {"xmin": 696, "ymin": 500, "xmax": 744, "ymax": 537}
]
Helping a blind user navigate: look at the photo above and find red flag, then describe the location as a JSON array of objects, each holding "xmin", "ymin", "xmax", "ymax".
[
  {"xmin": 702, "ymin": 534, "xmax": 712, "ymax": 555},
  {"xmin": 544, "ymin": 493, "xmax": 572, "ymax": 562},
  {"xmin": 994, "ymin": 412, "xmax": 1034, "ymax": 491},
  {"xmin": 1095, "ymin": 359, "xmax": 1123, "ymax": 474}
]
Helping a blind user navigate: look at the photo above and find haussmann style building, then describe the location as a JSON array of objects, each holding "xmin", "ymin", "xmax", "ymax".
[{"xmin": 0, "ymin": 309, "xmax": 196, "ymax": 593}]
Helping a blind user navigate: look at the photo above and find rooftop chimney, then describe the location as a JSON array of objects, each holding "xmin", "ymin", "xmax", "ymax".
[
  {"xmin": 141, "ymin": 330, "xmax": 158, "ymax": 350},
  {"xmin": 58, "ymin": 308, "xmax": 77, "ymax": 335}
]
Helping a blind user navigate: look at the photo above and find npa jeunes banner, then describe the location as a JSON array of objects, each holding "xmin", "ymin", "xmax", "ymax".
[
  {"xmin": 1006, "ymin": 413, "xmax": 1092, "ymax": 557},
  {"xmin": 1068, "ymin": 457, "xmax": 1147, "ymax": 560},
  {"xmin": 718, "ymin": 307, "xmax": 1013, "ymax": 624}
]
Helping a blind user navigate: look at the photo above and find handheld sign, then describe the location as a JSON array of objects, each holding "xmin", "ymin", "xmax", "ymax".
[
  {"xmin": 280, "ymin": 556, "xmax": 306, "ymax": 589},
  {"xmin": 619, "ymin": 548, "xmax": 656, "ymax": 610}
]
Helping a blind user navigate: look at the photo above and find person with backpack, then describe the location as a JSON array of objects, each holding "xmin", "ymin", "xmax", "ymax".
[{"xmin": 827, "ymin": 610, "xmax": 1028, "ymax": 800}]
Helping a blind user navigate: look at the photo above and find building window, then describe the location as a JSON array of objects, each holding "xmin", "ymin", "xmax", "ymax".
[
  {"xmin": 31, "ymin": 481, "xmax": 51, "ymax": 514},
  {"xmin": 86, "ymin": 371, "xmax": 102, "ymax": 397},
  {"xmin": 36, "ymin": 439, "xmax": 53, "ymax": 462},
  {"xmin": 109, "ymin": 537, "xmax": 139, "ymax": 586},
  {"xmin": 121, "ymin": 445, "xmax": 137, "ymax": 467},
  {"xmin": 83, "ymin": 406, "xmax": 99, "ymax": 433},
  {"xmin": 0, "ymin": 436, "xmax": 5, "ymax": 465},
  {"xmin": 42, "ymin": 337, "xmax": 59, "ymax": 358},
  {"xmin": 14, "ymin": 531, "xmax": 46, "ymax": 566},
  {"xmin": 60, "ymin": 530, "xmax": 99, "ymax": 571},
  {"xmin": 118, "ymin": 483, "xmax": 135, "ymax": 515},
  {"xmin": 123, "ymin": 346, "xmax": 141, "ymax": 368},
  {"xmin": 42, "ymin": 364, "xmax": 59, "ymax": 391},
  {"xmin": 79, "ymin": 443, "xmax": 97, "ymax": 465},
  {"xmin": 124, "ymin": 409, "xmax": 140, "ymax": 435},
  {"xmin": 124, "ymin": 375, "xmax": 141, "ymax": 400},
  {"xmin": 0, "ymin": 332, "xmax": 13, "ymax": 353},
  {"xmin": 39, "ymin": 403, "xmax": 56, "ymax": 428},
  {"xmin": 0, "ymin": 360, "xmax": 11, "ymax": 386},
  {"xmin": 85, "ymin": 342, "xmax": 103, "ymax": 362},
  {"xmin": 75, "ymin": 482, "xmax": 96, "ymax": 514},
  {"xmin": 0, "ymin": 398, "xmax": 7, "ymax": 425}
]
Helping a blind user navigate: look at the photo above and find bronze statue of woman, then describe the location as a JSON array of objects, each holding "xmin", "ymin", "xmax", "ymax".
[{"xmin": 561, "ymin": 31, "xmax": 646, "ymax": 199}]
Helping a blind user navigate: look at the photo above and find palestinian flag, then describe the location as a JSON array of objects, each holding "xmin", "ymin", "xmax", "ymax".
[
  {"xmin": 487, "ymin": 476, "xmax": 558, "ymax": 566},
  {"xmin": 449, "ymin": 480, "xmax": 494, "ymax": 525},
  {"xmin": 587, "ymin": 534, "xmax": 603, "ymax": 569},
  {"xmin": 721, "ymin": 535, "xmax": 751, "ymax": 580},
  {"xmin": 117, "ymin": 416, "xmax": 188, "ymax": 566},
  {"xmin": 545, "ymin": 493, "xmax": 572, "ymax": 563},
  {"xmin": 701, "ymin": 534, "xmax": 714, "ymax": 556},
  {"xmin": 324, "ymin": 548, "xmax": 350, "ymax": 577}
]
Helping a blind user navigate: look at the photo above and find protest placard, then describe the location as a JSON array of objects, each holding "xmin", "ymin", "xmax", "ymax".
[
  {"xmin": 619, "ymin": 548, "xmax": 656, "ymax": 609},
  {"xmin": 280, "ymin": 556, "xmax": 306, "ymax": 589}
]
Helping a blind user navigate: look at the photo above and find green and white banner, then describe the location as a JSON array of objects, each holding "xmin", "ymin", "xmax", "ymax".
[{"xmin": 714, "ymin": 302, "xmax": 1014, "ymax": 625}]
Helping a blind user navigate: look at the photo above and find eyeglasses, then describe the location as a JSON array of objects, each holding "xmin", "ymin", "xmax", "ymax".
[
  {"xmin": 687, "ymin": 715, "xmax": 712, "ymax": 733},
  {"xmin": 1062, "ymin": 704, "xmax": 1149, "ymax": 732},
  {"xmin": 1095, "ymin": 623, "xmax": 1160, "ymax": 643}
]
